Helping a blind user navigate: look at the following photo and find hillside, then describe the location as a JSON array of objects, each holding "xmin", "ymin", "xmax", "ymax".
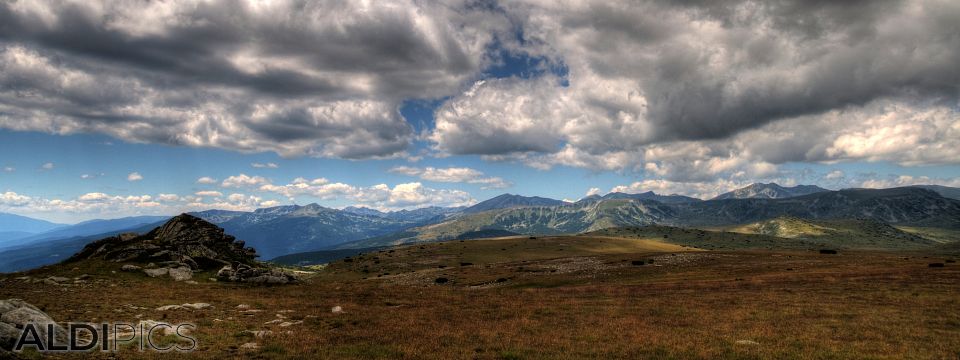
[
  {"xmin": 712, "ymin": 183, "xmax": 828, "ymax": 200},
  {"xmin": 340, "ymin": 187, "xmax": 960, "ymax": 249},
  {"xmin": 577, "ymin": 191, "xmax": 701, "ymax": 204},
  {"xmin": 337, "ymin": 199, "xmax": 678, "ymax": 248},
  {"xmin": 0, "ymin": 221, "xmax": 165, "ymax": 273},
  {"xmin": 461, "ymin": 194, "xmax": 565, "ymax": 214},
  {"xmin": 193, "ymin": 204, "xmax": 443, "ymax": 259},
  {"xmin": 723, "ymin": 217, "xmax": 937, "ymax": 250}
]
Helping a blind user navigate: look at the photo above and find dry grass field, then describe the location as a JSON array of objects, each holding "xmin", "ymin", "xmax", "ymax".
[{"xmin": 2, "ymin": 235, "xmax": 959, "ymax": 359}]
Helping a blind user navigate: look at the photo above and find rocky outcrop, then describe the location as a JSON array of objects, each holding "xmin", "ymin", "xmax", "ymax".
[
  {"xmin": 70, "ymin": 214, "xmax": 258, "ymax": 269},
  {"xmin": 0, "ymin": 299, "xmax": 66, "ymax": 353},
  {"xmin": 68, "ymin": 214, "xmax": 294, "ymax": 284},
  {"xmin": 217, "ymin": 263, "xmax": 298, "ymax": 284}
]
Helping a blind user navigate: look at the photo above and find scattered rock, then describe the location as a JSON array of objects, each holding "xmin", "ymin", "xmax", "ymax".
[
  {"xmin": 244, "ymin": 330, "xmax": 272, "ymax": 339},
  {"xmin": 47, "ymin": 276, "xmax": 70, "ymax": 283},
  {"xmin": 168, "ymin": 267, "xmax": 194, "ymax": 281},
  {"xmin": 239, "ymin": 342, "xmax": 260, "ymax": 350},
  {"xmin": 156, "ymin": 305, "xmax": 186, "ymax": 311},
  {"xmin": 144, "ymin": 268, "xmax": 169, "ymax": 278},
  {"xmin": 0, "ymin": 300, "xmax": 67, "ymax": 349},
  {"xmin": 735, "ymin": 340, "xmax": 760, "ymax": 346},
  {"xmin": 236, "ymin": 304, "xmax": 251, "ymax": 310},
  {"xmin": 263, "ymin": 319, "xmax": 283, "ymax": 325},
  {"xmin": 819, "ymin": 249, "xmax": 838, "ymax": 255},
  {"xmin": 217, "ymin": 263, "xmax": 298, "ymax": 284},
  {"xmin": 331, "ymin": 306, "xmax": 343, "ymax": 314},
  {"xmin": 278, "ymin": 321, "xmax": 302, "ymax": 327},
  {"xmin": 182, "ymin": 303, "xmax": 212, "ymax": 310},
  {"xmin": 120, "ymin": 265, "xmax": 142, "ymax": 272}
]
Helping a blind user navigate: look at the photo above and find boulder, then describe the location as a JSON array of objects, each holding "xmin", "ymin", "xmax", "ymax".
[
  {"xmin": 0, "ymin": 322, "xmax": 18, "ymax": 351},
  {"xmin": 168, "ymin": 267, "xmax": 193, "ymax": 281},
  {"xmin": 216, "ymin": 263, "xmax": 297, "ymax": 284},
  {"xmin": 0, "ymin": 304, "xmax": 66, "ymax": 346},
  {"xmin": 144, "ymin": 268, "xmax": 169, "ymax": 278}
]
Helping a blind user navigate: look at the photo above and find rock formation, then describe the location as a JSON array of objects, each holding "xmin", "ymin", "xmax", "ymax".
[
  {"xmin": 68, "ymin": 214, "xmax": 296, "ymax": 284},
  {"xmin": 0, "ymin": 299, "xmax": 66, "ymax": 354}
]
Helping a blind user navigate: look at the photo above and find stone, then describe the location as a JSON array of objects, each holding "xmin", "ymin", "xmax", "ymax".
[
  {"xmin": 144, "ymin": 268, "xmax": 169, "ymax": 278},
  {"xmin": 168, "ymin": 267, "xmax": 193, "ymax": 281},
  {"xmin": 181, "ymin": 303, "xmax": 212, "ymax": 310},
  {"xmin": 240, "ymin": 342, "xmax": 260, "ymax": 350},
  {"xmin": 236, "ymin": 304, "xmax": 251, "ymax": 310},
  {"xmin": 244, "ymin": 330, "xmax": 273, "ymax": 338},
  {"xmin": 47, "ymin": 277, "xmax": 70, "ymax": 283},
  {"xmin": 0, "ymin": 322, "xmax": 18, "ymax": 351},
  {"xmin": 156, "ymin": 305, "xmax": 186, "ymax": 311},
  {"xmin": 331, "ymin": 306, "xmax": 343, "ymax": 314},
  {"xmin": 0, "ymin": 307, "xmax": 66, "ymax": 344},
  {"xmin": 735, "ymin": 340, "xmax": 760, "ymax": 346}
]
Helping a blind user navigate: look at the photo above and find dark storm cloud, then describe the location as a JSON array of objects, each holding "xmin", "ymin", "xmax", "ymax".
[
  {"xmin": 431, "ymin": 0, "xmax": 960, "ymax": 174},
  {"xmin": 0, "ymin": 0, "xmax": 512, "ymax": 158}
]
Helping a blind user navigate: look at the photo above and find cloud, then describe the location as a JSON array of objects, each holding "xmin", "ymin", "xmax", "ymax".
[
  {"xmin": 0, "ymin": 191, "xmax": 32, "ymax": 206},
  {"xmin": 0, "ymin": 190, "xmax": 281, "ymax": 220},
  {"xmin": 40, "ymin": 162, "xmax": 54, "ymax": 170},
  {"xmin": 251, "ymin": 162, "xmax": 279, "ymax": 169},
  {"xmin": 585, "ymin": 187, "xmax": 601, "ymax": 197},
  {"xmin": 428, "ymin": 0, "xmax": 960, "ymax": 179},
  {"xmin": 196, "ymin": 177, "xmax": 218, "ymax": 184},
  {"xmin": 609, "ymin": 179, "xmax": 750, "ymax": 200},
  {"xmin": 825, "ymin": 170, "xmax": 845, "ymax": 180},
  {"xmin": 157, "ymin": 194, "xmax": 180, "ymax": 202},
  {"xmin": 127, "ymin": 172, "xmax": 143, "ymax": 181},
  {"xmin": 388, "ymin": 166, "xmax": 511, "ymax": 189},
  {"xmin": 2, "ymin": 166, "xmax": 13, "ymax": 172},
  {"xmin": 221, "ymin": 174, "xmax": 270, "ymax": 188},
  {"xmin": 257, "ymin": 176, "xmax": 476, "ymax": 210},
  {"xmin": 859, "ymin": 175, "xmax": 960, "ymax": 189},
  {"xmin": 0, "ymin": 0, "xmax": 516, "ymax": 159},
  {"xmin": 194, "ymin": 191, "xmax": 223, "ymax": 198}
]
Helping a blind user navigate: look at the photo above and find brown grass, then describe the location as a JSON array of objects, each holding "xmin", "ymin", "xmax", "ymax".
[{"xmin": 1, "ymin": 236, "xmax": 958, "ymax": 359}]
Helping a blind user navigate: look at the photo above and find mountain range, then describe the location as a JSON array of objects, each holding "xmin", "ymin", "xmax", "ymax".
[
  {"xmin": 2, "ymin": 183, "xmax": 960, "ymax": 272},
  {"xmin": 711, "ymin": 183, "xmax": 828, "ymax": 200}
]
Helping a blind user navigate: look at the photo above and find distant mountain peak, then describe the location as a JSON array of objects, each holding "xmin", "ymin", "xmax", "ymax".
[
  {"xmin": 712, "ymin": 183, "xmax": 828, "ymax": 200},
  {"xmin": 462, "ymin": 194, "xmax": 565, "ymax": 214}
]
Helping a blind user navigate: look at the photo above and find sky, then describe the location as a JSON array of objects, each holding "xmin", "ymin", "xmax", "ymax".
[{"xmin": 0, "ymin": 0, "xmax": 958, "ymax": 223}]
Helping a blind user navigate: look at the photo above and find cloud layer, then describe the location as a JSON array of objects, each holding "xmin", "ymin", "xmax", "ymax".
[
  {"xmin": 0, "ymin": 0, "xmax": 513, "ymax": 158},
  {"xmin": 0, "ymin": 0, "xmax": 957, "ymax": 196}
]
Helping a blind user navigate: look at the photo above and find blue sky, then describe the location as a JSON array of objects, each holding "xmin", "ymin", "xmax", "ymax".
[{"xmin": 0, "ymin": 1, "xmax": 958, "ymax": 223}]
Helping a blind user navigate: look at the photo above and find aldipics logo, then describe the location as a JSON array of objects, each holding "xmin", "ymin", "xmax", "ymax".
[{"xmin": 12, "ymin": 322, "xmax": 197, "ymax": 353}]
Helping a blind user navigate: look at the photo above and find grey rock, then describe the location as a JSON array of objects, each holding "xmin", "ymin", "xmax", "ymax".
[
  {"xmin": 168, "ymin": 267, "xmax": 193, "ymax": 281},
  {"xmin": 120, "ymin": 265, "xmax": 141, "ymax": 272},
  {"xmin": 144, "ymin": 267, "xmax": 170, "ymax": 278},
  {"xmin": 0, "ymin": 322, "xmax": 18, "ymax": 351}
]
